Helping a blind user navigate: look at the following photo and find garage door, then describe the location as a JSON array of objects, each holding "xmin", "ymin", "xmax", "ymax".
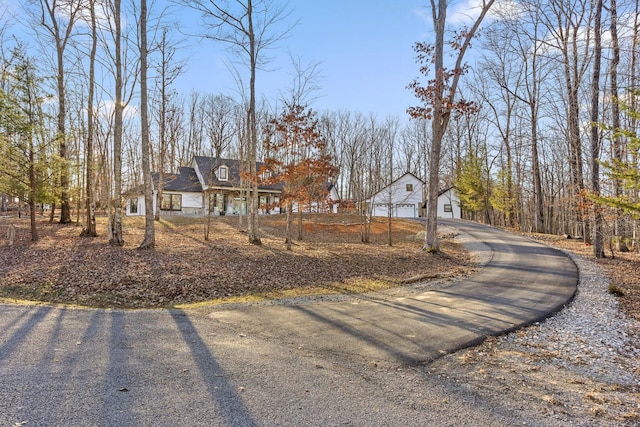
[
  {"xmin": 395, "ymin": 204, "xmax": 416, "ymax": 217},
  {"xmin": 373, "ymin": 203, "xmax": 389, "ymax": 217}
]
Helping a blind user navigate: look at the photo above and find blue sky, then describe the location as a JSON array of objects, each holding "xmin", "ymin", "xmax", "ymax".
[
  {"xmin": 3, "ymin": 0, "xmax": 486, "ymax": 120},
  {"xmin": 174, "ymin": 1, "xmax": 433, "ymax": 119}
]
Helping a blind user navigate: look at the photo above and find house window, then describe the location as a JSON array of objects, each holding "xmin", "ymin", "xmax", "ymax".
[
  {"xmin": 161, "ymin": 194, "xmax": 182, "ymax": 211},
  {"xmin": 130, "ymin": 198, "xmax": 138, "ymax": 214},
  {"xmin": 444, "ymin": 204, "xmax": 452, "ymax": 213},
  {"xmin": 406, "ymin": 184, "xmax": 413, "ymax": 192},
  {"xmin": 218, "ymin": 166, "xmax": 228, "ymax": 181}
]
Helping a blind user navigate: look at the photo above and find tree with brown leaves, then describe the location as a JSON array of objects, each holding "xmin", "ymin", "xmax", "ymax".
[
  {"xmin": 408, "ymin": 0, "xmax": 495, "ymax": 252},
  {"xmin": 264, "ymin": 103, "xmax": 337, "ymax": 250}
]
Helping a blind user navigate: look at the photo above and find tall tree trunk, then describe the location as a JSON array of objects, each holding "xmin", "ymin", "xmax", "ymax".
[
  {"xmin": 424, "ymin": 0, "xmax": 447, "ymax": 252},
  {"xmin": 247, "ymin": 0, "xmax": 261, "ymax": 245},
  {"xmin": 285, "ymin": 200, "xmax": 293, "ymax": 251},
  {"xmin": 531, "ymin": 105, "xmax": 544, "ymax": 233},
  {"xmin": 590, "ymin": 0, "xmax": 604, "ymax": 257},
  {"xmin": 154, "ymin": 30, "xmax": 169, "ymax": 222},
  {"xmin": 37, "ymin": 0, "xmax": 82, "ymax": 224},
  {"xmin": 109, "ymin": 0, "xmax": 124, "ymax": 246},
  {"xmin": 610, "ymin": 0, "xmax": 625, "ymax": 245},
  {"xmin": 631, "ymin": 0, "xmax": 640, "ymax": 252},
  {"xmin": 57, "ymin": 41, "xmax": 71, "ymax": 224},
  {"xmin": 419, "ymin": 0, "xmax": 494, "ymax": 251},
  {"xmin": 387, "ymin": 130, "xmax": 393, "ymax": 247},
  {"xmin": 38, "ymin": 0, "xmax": 80, "ymax": 224},
  {"xmin": 567, "ymin": 86, "xmax": 586, "ymax": 238},
  {"xmin": 297, "ymin": 204, "xmax": 303, "ymax": 241},
  {"xmin": 28, "ymin": 137, "xmax": 38, "ymax": 241},
  {"xmin": 81, "ymin": 0, "xmax": 98, "ymax": 237},
  {"xmin": 139, "ymin": 0, "xmax": 155, "ymax": 249}
]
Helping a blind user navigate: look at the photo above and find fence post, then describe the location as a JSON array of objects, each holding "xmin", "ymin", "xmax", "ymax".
[{"xmin": 7, "ymin": 224, "xmax": 16, "ymax": 246}]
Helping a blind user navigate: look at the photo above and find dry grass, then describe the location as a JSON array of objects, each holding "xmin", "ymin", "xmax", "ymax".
[{"xmin": 0, "ymin": 213, "xmax": 470, "ymax": 309}]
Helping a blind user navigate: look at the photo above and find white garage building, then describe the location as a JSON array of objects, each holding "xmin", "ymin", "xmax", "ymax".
[{"xmin": 368, "ymin": 173, "xmax": 461, "ymax": 219}]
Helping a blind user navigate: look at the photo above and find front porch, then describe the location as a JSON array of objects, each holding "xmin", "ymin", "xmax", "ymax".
[{"xmin": 204, "ymin": 191, "xmax": 281, "ymax": 216}]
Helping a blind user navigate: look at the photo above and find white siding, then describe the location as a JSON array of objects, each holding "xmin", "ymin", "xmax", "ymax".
[
  {"xmin": 395, "ymin": 203, "xmax": 416, "ymax": 217},
  {"xmin": 182, "ymin": 192, "xmax": 202, "ymax": 208},
  {"xmin": 372, "ymin": 203, "xmax": 390, "ymax": 217},
  {"xmin": 437, "ymin": 189, "xmax": 461, "ymax": 219},
  {"xmin": 129, "ymin": 191, "xmax": 204, "ymax": 216},
  {"xmin": 126, "ymin": 195, "xmax": 146, "ymax": 216},
  {"xmin": 370, "ymin": 173, "xmax": 424, "ymax": 218}
]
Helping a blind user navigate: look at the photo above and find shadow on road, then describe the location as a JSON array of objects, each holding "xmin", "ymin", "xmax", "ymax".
[{"xmin": 170, "ymin": 309, "xmax": 257, "ymax": 426}]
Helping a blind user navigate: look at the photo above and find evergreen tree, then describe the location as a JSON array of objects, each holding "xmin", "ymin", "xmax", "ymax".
[
  {"xmin": 597, "ymin": 92, "xmax": 640, "ymax": 218},
  {"xmin": 0, "ymin": 50, "xmax": 59, "ymax": 240},
  {"xmin": 454, "ymin": 148, "xmax": 489, "ymax": 220}
]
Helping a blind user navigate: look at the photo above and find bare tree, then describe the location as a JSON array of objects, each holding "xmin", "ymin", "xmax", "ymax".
[
  {"xmin": 138, "ymin": 0, "xmax": 155, "ymax": 248},
  {"xmin": 539, "ymin": 0, "xmax": 595, "ymax": 239},
  {"xmin": 32, "ymin": 0, "xmax": 83, "ymax": 224},
  {"xmin": 182, "ymin": 0, "xmax": 295, "ymax": 245},
  {"xmin": 203, "ymin": 93, "xmax": 236, "ymax": 158},
  {"xmin": 79, "ymin": 0, "xmax": 99, "ymax": 237},
  {"xmin": 609, "ymin": 0, "xmax": 625, "ymax": 248},
  {"xmin": 108, "ymin": 0, "xmax": 125, "ymax": 246},
  {"xmin": 589, "ymin": 0, "xmax": 604, "ymax": 257},
  {"xmin": 185, "ymin": 91, "xmax": 205, "ymax": 158},
  {"xmin": 408, "ymin": 0, "xmax": 496, "ymax": 251},
  {"xmin": 283, "ymin": 54, "xmax": 323, "ymax": 107},
  {"xmin": 384, "ymin": 116, "xmax": 399, "ymax": 246},
  {"xmin": 152, "ymin": 26, "xmax": 185, "ymax": 221},
  {"xmin": 480, "ymin": 2, "xmax": 548, "ymax": 232}
]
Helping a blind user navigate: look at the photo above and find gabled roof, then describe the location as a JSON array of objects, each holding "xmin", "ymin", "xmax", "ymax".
[
  {"xmin": 193, "ymin": 156, "xmax": 283, "ymax": 191},
  {"xmin": 154, "ymin": 167, "xmax": 203, "ymax": 193},
  {"xmin": 438, "ymin": 186, "xmax": 455, "ymax": 196},
  {"xmin": 368, "ymin": 172, "xmax": 424, "ymax": 199}
]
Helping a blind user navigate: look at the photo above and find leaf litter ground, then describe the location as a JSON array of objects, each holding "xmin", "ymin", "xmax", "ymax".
[{"xmin": 0, "ymin": 214, "xmax": 470, "ymax": 309}]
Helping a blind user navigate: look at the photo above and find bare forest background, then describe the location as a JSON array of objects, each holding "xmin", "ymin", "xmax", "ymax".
[{"xmin": 0, "ymin": 0, "xmax": 639, "ymax": 258}]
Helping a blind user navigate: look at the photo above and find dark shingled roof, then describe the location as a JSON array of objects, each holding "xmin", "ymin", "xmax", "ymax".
[
  {"xmin": 193, "ymin": 156, "xmax": 283, "ymax": 191},
  {"xmin": 153, "ymin": 167, "xmax": 203, "ymax": 193}
]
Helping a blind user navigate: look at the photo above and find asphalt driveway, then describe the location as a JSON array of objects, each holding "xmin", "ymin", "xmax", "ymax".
[{"xmin": 0, "ymin": 220, "xmax": 578, "ymax": 426}]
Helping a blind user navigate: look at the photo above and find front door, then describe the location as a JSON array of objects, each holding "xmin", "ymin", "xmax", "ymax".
[{"xmin": 233, "ymin": 197, "xmax": 246, "ymax": 215}]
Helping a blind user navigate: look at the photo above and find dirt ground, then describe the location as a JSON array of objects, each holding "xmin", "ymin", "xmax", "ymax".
[{"xmin": 0, "ymin": 213, "xmax": 471, "ymax": 308}]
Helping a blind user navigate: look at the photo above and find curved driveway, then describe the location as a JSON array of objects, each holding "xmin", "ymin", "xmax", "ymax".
[{"xmin": 0, "ymin": 220, "xmax": 577, "ymax": 426}]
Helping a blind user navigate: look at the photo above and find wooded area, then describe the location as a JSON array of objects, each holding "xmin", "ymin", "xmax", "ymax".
[{"xmin": 0, "ymin": 0, "xmax": 639, "ymax": 258}]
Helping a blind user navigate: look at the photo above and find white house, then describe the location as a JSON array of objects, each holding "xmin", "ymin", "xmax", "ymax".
[
  {"xmin": 369, "ymin": 173, "xmax": 425, "ymax": 218},
  {"xmin": 125, "ymin": 156, "xmax": 339, "ymax": 217},
  {"xmin": 291, "ymin": 182, "xmax": 340, "ymax": 214},
  {"xmin": 367, "ymin": 173, "xmax": 461, "ymax": 219},
  {"xmin": 126, "ymin": 167, "xmax": 205, "ymax": 216},
  {"xmin": 435, "ymin": 187, "xmax": 462, "ymax": 219}
]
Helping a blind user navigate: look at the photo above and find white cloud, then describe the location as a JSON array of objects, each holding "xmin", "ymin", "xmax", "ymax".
[
  {"xmin": 489, "ymin": 0, "xmax": 523, "ymax": 20},
  {"xmin": 413, "ymin": 0, "xmax": 506, "ymax": 29},
  {"xmin": 412, "ymin": 7, "xmax": 430, "ymax": 25},
  {"xmin": 448, "ymin": 0, "xmax": 486, "ymax": 26},
  {"xmin": 97, "ymin": 100, "xmax": 139, "ymax": 120}
]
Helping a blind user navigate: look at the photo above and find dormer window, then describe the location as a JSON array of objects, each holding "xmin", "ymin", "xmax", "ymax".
[{"xmin": 218, "ymin": 165, "xmax": 228, "ymax": 181}]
